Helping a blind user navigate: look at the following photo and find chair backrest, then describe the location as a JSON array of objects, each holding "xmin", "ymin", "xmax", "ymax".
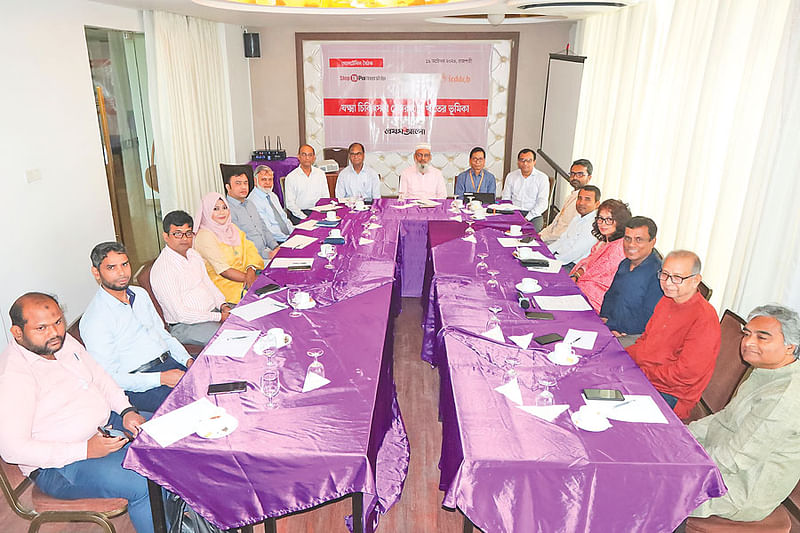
[
  {"xmin": 698, "ymin": 281, "xmax": 712, "ymax": 301},
  {"xmin": 133, "ymin": 259, "xmax": 166, "ymax": 326},
  {"xmin": 219, "ymin": 163, "xmax": 255, "ymax": 196},
  {"xmin": 323, "ymin": 147, "xmax": 348, "ymax": 169},
  {"xmin": 280, "ymin": 176, "xmax": 287, "ymax": 207},
  {"xmin": 701, "ymin": 309, "xmax": 749, "ymax": 413},
  {"xmin": 67, "ymin": 315, "xmax": 84, "ymax": 345}
]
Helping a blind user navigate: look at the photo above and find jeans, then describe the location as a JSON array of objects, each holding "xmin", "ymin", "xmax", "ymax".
[
  {"xmin": 126, "ymin": 357, "xmax": 186, "ymax": 412},
  {"xmin": 33, "ymin": 413, "xmax": 154, "ymax": 533},
  {"xmin": 661, "ymin": 391, "xmax": 679, "ymax": 409}
]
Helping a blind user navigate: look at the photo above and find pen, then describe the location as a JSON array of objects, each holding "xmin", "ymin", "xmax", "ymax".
[
  {"xmin": 613, "ymin": 399, "xmax": 635, "ymax": 409},
  {"xmin": 228, "ymin": 335, "xmax": 248, "ymax": 340}
]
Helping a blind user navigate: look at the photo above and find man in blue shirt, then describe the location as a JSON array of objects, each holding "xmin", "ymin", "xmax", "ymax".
[
  {"xmin": 80, "ymin": 242, "xmax": 192, "ymax": 412},
  {"xmin": 224, "ymin": 167, "xmax": 279, "ymax": 260},
  {"xmin": 454, "ymin": 147, "xmax": 496, "ymax": 198},
  {"xmin": 599, "ymin": 216, "xmax": 663, "ymax": 347},
  {"xmin": 335, "ymin": 142, "xmax": 382, "ymax": 201},
  {"xmin": 251, "ymin": 165, "xmax": 294, "ymax": 242}
]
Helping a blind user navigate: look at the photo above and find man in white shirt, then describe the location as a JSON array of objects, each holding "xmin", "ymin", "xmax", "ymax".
[
  {"xmin": 539, "ymin": 158, "xmax": 593, "ymax": 244},
  {"xmin": 549, "ymin": 185, "xmax": 601, "ymax": 268},
  {"xmin": 335, "ymin": 142, "xmax": 382, "ymax": 201},
  {"xmin": 284, "ymin": 144, "xmax": 329, "ymax": 223},
  {"xmin": 150, "ymin": 210, "xmax": 232, "ymax": 346},
  {"xmin": 398, "ymin": 143, "xmax": 447, "ymax": 199},
  {"xmin": 502, "ymin": 148, "xmax": 551, "ymax": 231},
  {"xmin": 251, "ymin": 165, "xmax": 294, "ymax": 242}
]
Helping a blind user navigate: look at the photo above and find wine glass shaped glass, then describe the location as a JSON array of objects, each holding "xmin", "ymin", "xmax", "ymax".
[
  {"xmin": 486, "ymin": 270, "xmax": 500, "ymax": 288},
  {"xmin": 465, "ymin": 218, "xmax": 475, "ymax": 235},
  {"xmin": 287, "ymin": 287, "xmax": 302, "ymax": 318},
  {"xmin": 307, "ymin": 348, "xmax": 325, "ymax": 378},
  {"xmin": 504, "ymin": 351, "xmax": 521, "ymax": 379},
  {"xmin": 324, "ymin": 246, "xmax": 337, "ymax": 270},
  {"xmin": 261, "ymin": 369, "xmax": 280, "ymax": 409},
  {"xmin": 537, "ymin": 371, "xmax": 558, "ymax": 406},
  {"xmin": 486, "ymin": 305, "xmax": 502, "ymax": 331},
  {"xmin": 476, "ymin": 252, "xmax": 489, "ymax": 274},
  {"xmin": 255, "ymin": 335, "xmax": 278, "ymax": 367}
]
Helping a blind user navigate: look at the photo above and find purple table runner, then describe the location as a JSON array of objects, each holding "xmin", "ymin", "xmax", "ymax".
[{"xmin": 423, "ymin": 221, "xmax": 726, "ymax": 532}]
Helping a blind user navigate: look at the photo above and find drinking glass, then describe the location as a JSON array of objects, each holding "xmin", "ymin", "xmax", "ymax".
[
  {"xmin": 255, "ymin": 335, "xmax": 277, "ymax": 367},
  {"xmin": 504, "ymin": 351, "xmax": 521, "ymax": 379},
  {"xmin": 465, "ymin": 218, "xmax": 475, "ymax": 235},
  {"xmin": 476, "ymin": 253, "xmax": 489, "ymax": 274},
  {"xmin": 287, "ymin": 287, "xmax": 302, "ymax": 318},
  {"xmin": 307, "ymin": 348, "xmax": 325, "ymax": 378},
  {"xmin": 536, "ymin": 371, "xmax": 557, "ymax": 406},
  {"xmin": 487, "ymin": 270, "xmax": 500, "ymax": 288},
  {"xmin": 324, "ymin": 246, "xmax": 337, "ymax": 270},
  {"xmin": 261, "ymin": 369, "xmax": 280, "ymax": 409},
  {"xmin": 362, "ymin": 222, "xmax": 371, "ymax": 236},
  {"xmin": 486, "ymin": 305, "xmax": 502, "ymax": 331}
]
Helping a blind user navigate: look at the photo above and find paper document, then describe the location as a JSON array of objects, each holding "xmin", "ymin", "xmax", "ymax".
[
  {"xmin": 487, "ymin": 203, "xmax": 523, "ymax": 211},
  {"xmin": 517, "ymin": 404, "xmax": 569, "ymax": 422},
  {"xmin": 517, "ymin": 250, "xmax": 550, "ymax": 261},
  {"xmin": 294, "ymin": 219, "xmax": 319, "ymax": 231},
  {"xmin": 230, "ymin": 297, "xmax": 288, "ymax": 321},
  {"xmin": 563, "ymin": 329, "xmax": 598, "ymax": 350},
  {"xmin": 142, "ymin": 398, "xmax": 220, "ymax": 447},
  {"xmin": 311, "ymin": 203, "xmax": 340, "ymax": 212},
  {"xmin": 204, "ymin": 329, "xmax": 260, "ymax": 358},
  {"xmin": 302, "ymin": 371, "xmax": 331, "ymax": 393},
  {"xmin": 527, "ymin": 260, "xmax": 563, "ymax": 274},
  {"xmin": 270, "ymin": 257, "xmax": 315, "ymax": 269},
  {"xmin": 280, "ymin": 234, "xmax": 317, "ymax": 249},
  {"xmin": 533, "ymin": 294, "xmax": 593, "ymax": 311},
  {"xmin": 584, "ymin": 394, "xmax": 668, "ymax": 424},
  {"xmin": 495, "ymin": 378, "xmax": 523, "ymax": 405},
  {"xmin": 498, "ymin": 237, "xmax": 539, "ymax": 248}
]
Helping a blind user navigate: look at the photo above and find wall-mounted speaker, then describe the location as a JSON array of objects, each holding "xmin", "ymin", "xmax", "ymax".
[{"xmin": 244, "ymin": 33, "xmax": 260, "ymax": 58}]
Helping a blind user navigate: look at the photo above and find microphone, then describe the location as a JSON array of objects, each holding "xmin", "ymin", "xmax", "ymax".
[{"xmin": 517, "ymin": 291, "xmax": 531, "ymax": 309}]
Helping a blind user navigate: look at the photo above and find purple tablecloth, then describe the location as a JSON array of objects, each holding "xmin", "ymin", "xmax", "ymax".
[
  {"xmin": 422, "ymin": 221, "xmax": 726, "ymax": 532},
  {"xmin": 124, "ymin": 201, "xmax": 408, "ymax": 531},
  {"xmin": 248, "ymin": 157, "xmax": 299, "ymax": 206}
]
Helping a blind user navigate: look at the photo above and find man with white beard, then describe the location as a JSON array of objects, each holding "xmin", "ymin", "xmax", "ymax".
[
  {"xmin": 250, "ymin": 165, "xmax": 294, "ymax": 242},
  {"xmin": 398, "ymin": 143, "xmax": 447, "ymax": 200}
]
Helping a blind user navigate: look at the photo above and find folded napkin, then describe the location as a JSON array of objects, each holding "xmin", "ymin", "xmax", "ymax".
[
  {"xmin": 495, "ymin": 378, "xmax": 523, "ymax": 405},
  {"xmin": 450, "ymin": 215, "xmax": 463, "ymax": 222},
  {"xmin": 367, "ymin": 223, "xmax": 382, "ymax": 230},
  {"xmin": 509, "ymin": 333, "xmax": 533, "ymax": 350},
  {"xmin": 323, "ymin": 237, "xmax": 346, "ymax": 245},
  {"xmin": 517, "ymin": 404, "xmax": 569, "ymax": 422},
  {"xmin": 482, "ymin": 325, "xmax": 505, "ymax": 343},
  {"xmin": 359, "ymin": 237, "xmax": 374, "ymax": 245},
  {"xmin": 302, "ymin": 371, "xmax": 331, "ymax": 393},
  {"xmin": 462, "ymin": 234, "xmax": 477, "ymax": 244}
]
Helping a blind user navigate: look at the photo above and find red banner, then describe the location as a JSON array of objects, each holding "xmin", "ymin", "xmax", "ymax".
[
  {"xmin": 328, "ymin": 58, "xmax": 384, "ymax": 68},
  {"xmin": 323, "ymin": 98, "xmax": 488, "ymax": 117}
]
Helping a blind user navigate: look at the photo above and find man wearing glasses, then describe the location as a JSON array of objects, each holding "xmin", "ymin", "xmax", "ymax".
[
  {"xmin": 539, "ymin": 159, "xmax": 593, "ymax": 243},
  {"xmin": 626, "ymin": 250, "xmax": 721, "ymax": 419},
  {"xmin": 150, "ymin": 210, "xmax": 232, "ymax": 346},
  {"xmin": 502, "ymin": 148, "xmax": 550, "ymax": 230},
  {"xmin": 335, "ymin": 142, "xmax": 382, "ymax": 201},
  {"xmin": 454, "ymin": 147, "xmax": 496, "ymax": 198}
]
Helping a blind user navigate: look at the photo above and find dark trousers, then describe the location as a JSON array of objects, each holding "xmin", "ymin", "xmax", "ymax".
[
  {"xmin": 125, "ymin": 357, "xmax": 186, "ymax": 412},
  {"xmin": 660, "ymin": 391, "xmax": 679, "ymax": 409},
  {"xmin": 288, "ymin": 209, "xmax": 314, "ymax": 225}
]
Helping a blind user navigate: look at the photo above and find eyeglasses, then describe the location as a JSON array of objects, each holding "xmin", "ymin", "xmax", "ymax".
[
  {"xmin": 349, "ymin": 151, "xmax": 364, "ymax": 156},
  {"xmin": 170, "ymin": 230, "xmax": 195, "ymax": 239},
  {"xmin": 596, "ymin": 216, "xmax": 615, "ymax": 225},
  {"xmin": 518, "ymin": 158, "xmax": 534, "ymax": 164},
  {"xmin": 470, "ymin": 156, "xmax": 485, "ymax": 162},
  {"xmin": 657, "ymin": 270, "xmax": 698, "ymax": 285},
  {"xmin": 569, "ymin": 171, "xmax": 588, "ymax": 177},
  {"xmin": 623, "ymin": 235, "xmax": 651, "ymax": 244}
]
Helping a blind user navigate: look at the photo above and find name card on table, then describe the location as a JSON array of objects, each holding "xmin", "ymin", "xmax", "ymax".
[
  {"xmin": 205, "ymin": 329, "xmax": 260, "ymax": 358},
  {"xmin": 230, "ymin": 297, "xmax": 288, "ymax": 322},
  {"xmin": 281, "ymin": 234, "xmax": 317, "ymax": 249},
  {"xmin": 533, "ymin": 295, "xmax": 592, "ymax": 312}
]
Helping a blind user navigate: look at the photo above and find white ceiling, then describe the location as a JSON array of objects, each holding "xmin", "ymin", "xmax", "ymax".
[{"xmin": 94, "ymin": 0, "xmax": 638, "ymax": 28}]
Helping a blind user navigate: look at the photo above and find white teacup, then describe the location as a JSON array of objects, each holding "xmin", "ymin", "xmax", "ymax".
[
  {"xmin": 266, "ymin": 327, "xmax": 290, "ymax": 347},
  {"xmin": 452, "ymin": 199, "xmax": 464, "ymax": 209},
  {"xmin": 519, "ymin": 277, "xmax": 540, "ymax": 292},
  {"xmin": 469, "ymin": 200, "xmax": 482, "ymax": 211},
  {"xmin": 552, "ymin": 342, "xmax": 576, "ymax": 360},
  {"xmin": 329, "ymin": 228, "xmax": 342, "ymax": 239},
  {"xmin": 509, "ymin": 224, "xmax": 522, "ymax": 236},
  {"xmin": 516, "ymin": 247, "xmax": 535, "ymax": 260},
  {"xmin": 294, "ymin": 291, "xmax": 312, "ymax": 306},
  {"xmin": 355, "ymin": 199, "xmax": 365, "ymax": 210},
  {"xmin": 326, "ymin": 211, "xmax": 337, "ymax": 221},
  {"xmin": 320, "ymin": 243, "xmax": 334, "ymax": 256}
]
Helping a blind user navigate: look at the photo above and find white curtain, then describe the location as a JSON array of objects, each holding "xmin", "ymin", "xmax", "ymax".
[
  {"xmin": 144, "ymin": 11, "xmax": 232, "ymax": 215},
  {"xmin": 573, "ymin": 0, "xmax": 798, "ymax": 316}
]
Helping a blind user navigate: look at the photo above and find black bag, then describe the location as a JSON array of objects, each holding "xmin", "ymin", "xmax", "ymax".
[{"xmin": 165, "ymin": 491, "xmax": 225, "ymax": 533}]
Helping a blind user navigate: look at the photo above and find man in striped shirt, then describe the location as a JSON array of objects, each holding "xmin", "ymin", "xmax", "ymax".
[{"xmin": 150, "ymin": 210, "xmax": 232, "ymax": 346}]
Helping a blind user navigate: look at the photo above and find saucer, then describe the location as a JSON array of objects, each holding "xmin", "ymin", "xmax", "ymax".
[
  {"xmin": 512, "ymin": 250, "xmax": 536, "ymax": 261},
  {"xmin": 324, "ymin": 216, "xmax": 341, "ymax": 222},
  {"xmin": 255, "ymin": 334, "xmax": 292, "ymax": 352},
  {"xmin": 547, "ymin": 351, "xmax": 580, "ymax": 366},
  {"xmin": 570, "ymin": 411, "xmax": 611, "ymax": 432},
  {"xmin": 505, "ymin": 231, "xmax": 524, "ymax": 237},
  {"xmin": 196, "ymin": 413, "xmax": 239, "ymax": 439},
  {"xmin": 293, "ymin": 299, "xmax": 316, "ymax": 310},
  {"xmin": 515, "ymin": 282, "xmax": 542, "ymax": 294}
]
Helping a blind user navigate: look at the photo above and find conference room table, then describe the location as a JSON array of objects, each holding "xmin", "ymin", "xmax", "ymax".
[
  {"xmin": 421, "ymin": 219, "xmax": 727, "ymax": 532},
  {"xmin": 124, "ymin": 199, "xmax": 411, "ymax": 532}
]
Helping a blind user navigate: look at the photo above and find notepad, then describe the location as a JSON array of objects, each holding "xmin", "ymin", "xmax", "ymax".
[
  {"xmin": 583, "ymin": 395, "xmax": 668, "ymax": 424},
  {"xmin": 533, "ymin": 294, "xmax": 593, "ymax": 311},
  {"xmin": 141, "ymin": 398, "xmax": 221, "ymax": 447},
  {"xmin": 280, "ymin": 234, "xmax": 317, "ymax": 249},
  {"xmin": 270, "ymin": 257, "xmax": 315, "ymax": 269},
  {"xmin": 563, "ymin": 329, "xmax": 598, "ymax": 350},
  {"xmin": 498, "ymin": 237, "xmax": 539, "ymax": 248},
  {"xmin": 294, "ymin": 219, "xmax": 319, "ymax": 231},
  {"xmin": 204, "ymin": 329, "xmax": 260, "ymax": 358},
  {"xmin": 230, "ymin": 297, "xmax": 288, "ymax": 322},
  {"xmin": 311, "ymin": 203, "xmax": 340, "ymax": 212}
]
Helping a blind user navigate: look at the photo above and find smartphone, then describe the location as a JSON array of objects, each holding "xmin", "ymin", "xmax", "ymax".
[
  {"xmin": 525, "ymin": 311, "xmax": 554, "ymax": 320},
  {"xmin": 519, "ymin": 236, "xmax": 535, "ymax": 244},
  {"xmin": 207, "ymin": 381, "xmax": 248, "ymax": 395},
  {"xmin": 255, "ymin": 283, "xmax": 281, "ymax": 296},
  {"xmin": 534, "ymin": 333, "xmax": 564, "ymax": 345},
  {"xmin": 288, "ymin": 265, "xmax": 312, "ymax": 271},
  {"xmin": 521, "ymin": 259, "xmax": 550, "ymax": 268},
  {"xmin": 582, "ymin": 388, "xmax": 625, "ymax": 401},
  {"xmin": 97, "ymin": 426, "xmax": 131, "ymax": 440}
]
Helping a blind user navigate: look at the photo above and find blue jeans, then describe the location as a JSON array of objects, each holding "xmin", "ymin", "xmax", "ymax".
[
  {"xmin": 661, "ymin": 391, "xmax": 679, "ymax": 409},
  {"xmin": 126, "ymin": 357, "xmax": 186, "ymax": 412},
  {"xmin": 33, "ymin": 413, "xmax": 154, "ymax": 533}
]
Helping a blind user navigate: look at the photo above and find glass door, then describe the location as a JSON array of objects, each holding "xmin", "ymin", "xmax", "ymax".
[{"xmin": 85, "ymin": 27, "xmax": 162, "ymax": 273}]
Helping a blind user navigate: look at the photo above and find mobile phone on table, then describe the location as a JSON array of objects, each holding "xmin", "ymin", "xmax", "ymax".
[
  {"xmin": 254, "ymin": 283, "xmax": 281, "ymax": 296},
  {"xmin": 534, "ymin": 333, "xmax": 564, "ymax": 345},
  {"xmin": 582, "ymin": 388, "xmax": 625, "ymax": 401},
  {"xmin": 520, "ymin": 236, "xmax": 535, "ymax": 244},
  {"xmin": 97, "ymin": 426, "xmax": 131, "ymax": 440},
  {"xmin": 525, "ymin": 311, "xmax": 554, "ymax": 320},
  {"xmin": 207, "ymin": 381, "xmax": 248, "ymax": 395},
  {"xmin": 521, "ymin": 259, "xmax": 550, "ymax": 268},
  {"xmin": 288, "ymin": 265, "xmax": 312, "ymax": 271}
]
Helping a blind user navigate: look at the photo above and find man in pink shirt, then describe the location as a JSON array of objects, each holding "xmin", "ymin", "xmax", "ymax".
[
  {"xmin": 0, "ymin": 292, "xmax": 154, "ymax": 533},
  {"xmin": 150, "ymin": 210, "xmax": 232, "ymax": 345},
  {"xmin": 398, "ymin": 143, "xmax": 447, "ymax": 199}
]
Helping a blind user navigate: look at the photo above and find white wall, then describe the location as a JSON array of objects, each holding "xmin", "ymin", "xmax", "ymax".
[
  {"xmin": 0, "ymin": 0, "xmax": 142, "ymax": 348},
  {"xmin": 221, "ymin": 23, "xmax": 255, "ymax": 163}
]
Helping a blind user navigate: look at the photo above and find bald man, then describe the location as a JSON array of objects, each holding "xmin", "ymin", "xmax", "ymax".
[
  {"xmin": 284, "ymin": 144, "xmax": 330, "ymax": 223},
  {"xmin": 398, "ymin": 143, "xmax": 447, "ymax": 200},
  {"xmin": 0, "ymin": 292, "xmax": 154, "ymax": 533}
]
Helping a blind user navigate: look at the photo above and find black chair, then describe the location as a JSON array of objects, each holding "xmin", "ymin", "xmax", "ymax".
[
  {"xmin": 322, "ymin": 147, "xmax": 348, "ymax": 169},
  {"xmin": 220, "ymin": 163, "xmax": 255, "ymax": 195}
]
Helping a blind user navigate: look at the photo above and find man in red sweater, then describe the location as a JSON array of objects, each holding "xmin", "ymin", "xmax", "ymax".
[{"xmin": 626, "ymin": 250, "xmax": 721, "ymax": 419}]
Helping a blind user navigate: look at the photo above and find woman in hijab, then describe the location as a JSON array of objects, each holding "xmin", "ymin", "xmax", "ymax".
[{"xmin": 193, "ymin": 192, "xmax": 264, "ymax": 303}]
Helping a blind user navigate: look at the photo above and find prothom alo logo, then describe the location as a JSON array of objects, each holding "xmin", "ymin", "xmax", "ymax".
[{"xmin": 384, "ymin": 128, "xmax": 426, "ymax": 135}]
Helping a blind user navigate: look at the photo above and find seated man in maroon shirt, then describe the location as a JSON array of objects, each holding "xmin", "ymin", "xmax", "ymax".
[{"xmin": 626, "ymin": 250, "xmax": 721, "ymax": 419}]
